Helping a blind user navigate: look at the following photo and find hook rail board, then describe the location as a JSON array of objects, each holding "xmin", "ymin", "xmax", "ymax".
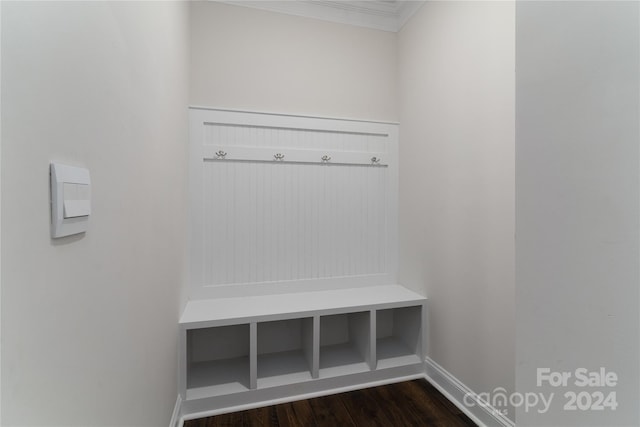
[{"xmin": 203, "ymin": 146, "xmax": 388, "ymax": 166}]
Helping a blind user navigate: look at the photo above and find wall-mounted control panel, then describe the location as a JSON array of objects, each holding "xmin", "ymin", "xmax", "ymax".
[{"xmin": 50, "ymin": 163, "xmax": 91, "ymax": 238}]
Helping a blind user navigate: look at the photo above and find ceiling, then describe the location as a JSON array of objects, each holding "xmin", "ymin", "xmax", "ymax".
[{"xmin": 220, "ymin": 1, "xmax": 425, "ymax": 32}]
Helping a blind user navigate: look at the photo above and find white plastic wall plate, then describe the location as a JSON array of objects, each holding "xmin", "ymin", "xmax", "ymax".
[{"xmin": 50, "ymin": 163, "xmax": 91, "ymax": 238}]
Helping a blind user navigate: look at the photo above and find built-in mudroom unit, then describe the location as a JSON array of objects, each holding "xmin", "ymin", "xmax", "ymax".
[{"xmin": 178, "ymin": 108, "xmax": 427, "ymax": 421}]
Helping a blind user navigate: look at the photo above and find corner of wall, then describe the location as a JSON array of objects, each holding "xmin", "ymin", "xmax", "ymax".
[{"xmin": 425, "ymin": 358, "xmax": 514, "ymax": 427}]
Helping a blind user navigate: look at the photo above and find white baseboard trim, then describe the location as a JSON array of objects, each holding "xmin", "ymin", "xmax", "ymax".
[
  {"xmin": 181, "ymin": 372, "xmax": 423, "ymax": 422},
  {"xmin": 170, "ymin": 394, "xmax": 182, "ymax": 427},
  {"xmin": 424, "ymin": 357, "xmax": 514, "ymax": 427},
  {"xmin": 173, "ymin": 362, "xmax": 514, "ymax": 427}
]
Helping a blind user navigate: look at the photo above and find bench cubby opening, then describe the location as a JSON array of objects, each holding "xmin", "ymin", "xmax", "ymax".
[
  {"xmin": 186, "ymin": 324, "xmax": 251, "ymax": 399},
  {"xmin": 257, "ymin": 317, "xmax": 315, "ymax": 388},
  {"xmin": 375, "ymin": 306, "xmax": 422, "ymax": 369},
  {"xmin": 319, "ymin": 311, "xmax": 371, "ymax": 378}
]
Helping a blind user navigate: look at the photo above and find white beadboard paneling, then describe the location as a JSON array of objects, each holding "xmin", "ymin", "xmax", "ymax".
[
  {"xmin": 189, "ymin": 108, "xmax": 398, "ymax": 299},
  {"xmin": 201, "ymin": 162, "xmax": 387, "ymax": 286}
]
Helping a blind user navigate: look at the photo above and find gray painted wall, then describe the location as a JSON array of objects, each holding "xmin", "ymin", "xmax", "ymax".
[
  {"xmin": 398, "ymin": 1, "xmax": 516, "ymax": 421},
  {"xmin": 516, "ymin": 2, "xmax": 639, "ymax": 425},
  {"xmin": 1, "ymin": 2, "xmax": 189, "ymax": 424}
]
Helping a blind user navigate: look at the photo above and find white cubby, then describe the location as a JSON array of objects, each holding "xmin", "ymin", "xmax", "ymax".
[
  {"xmin": 179, "ymin": 285, "xmax": 426, "ymax": 411},
  {"xmin": 257, "ymin": 318, "xmax": 315, "ymax": 388},
  {"xmin": 375, "ymin": 306, "xmax": 423, "ymax": 369},
  {"xmin": 319, "ymin": 311, "xmax": 371, "ymax": 378},
  {"xmin": 186, "ymin": 324, "xmax": 251, "ymax": 400}
]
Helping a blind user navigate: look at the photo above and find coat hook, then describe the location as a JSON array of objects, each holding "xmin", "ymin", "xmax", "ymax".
[
  {"xmin": 321, "ymin": 155, "xmax": 331, "ymax": 163},
  {"xmin": 215, "ymin": 150, "xmax": 227, "ymax": 159},
  {"xmin": 274, "ymin": 153, "xmax": 285, "ymax": 161},
  {"xmin": 371, "ymin": 157, "xmax": 381, "ymax": 165}
]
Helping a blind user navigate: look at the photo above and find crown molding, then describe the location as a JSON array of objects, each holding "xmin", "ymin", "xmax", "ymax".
[
  {"xmin": 395, "ymin": 1, "xmax": 424, "ymax": 30},
  {"xmin": 218, "ymin": 1, "xmax": 425, "ymax": 32}
]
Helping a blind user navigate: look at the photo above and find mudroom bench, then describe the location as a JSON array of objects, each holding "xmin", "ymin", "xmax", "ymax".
[{"xmin": 178, "ymin": 284, "xmax": 427, "ymax": 419}]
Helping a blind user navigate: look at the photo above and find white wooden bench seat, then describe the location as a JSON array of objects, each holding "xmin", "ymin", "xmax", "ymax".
[{"xmin": 178, "ymin": 285, "xmax": 427, "ymax": 418}]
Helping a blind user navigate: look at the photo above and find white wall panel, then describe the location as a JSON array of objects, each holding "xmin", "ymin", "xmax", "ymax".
[
  {"xmin": 190, "ymin": 108, "xmax": 398, "ymax": 299},
  {"xmin": 189, "ymin": 2, "xmax": 397, "ymax": 122},
  {"xmin": 516, "ymin": 2, "xmax": 639, "ymax": 425},
  {"xmin": 398, "ymin": 1, "xmax": 515, "ymax": 420},
  {"xmin": 2, "ymin": 2, "xmax": 189, "ymax": 425}
]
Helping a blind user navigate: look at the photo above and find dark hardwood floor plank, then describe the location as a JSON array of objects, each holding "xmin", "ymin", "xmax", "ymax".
[
  {"xmin": 245, "ymin": 405, "xmax": 278, "ymax": 427},
  {"xmin": 397, "ymin": 380, "xmax": 476, "ymax": 427},
  {"xmin": 183, "ymin": 379, "xmax": 478, "ymax": 427},
  {"xmin": 274, "ymin": 403, "xmax": 297, "ymax": 427},
  {"xmin": 388, "ymin": 381, "xmax": 446, "ymax": 422},
  {"xmin": 338, "ymin": 385, "xmax": 397, "ymax": 426},
  {"xmin": 308, "ymin": 392, "xmax": 356, "ymax": 427},
  {"xmin": 370, "ymin": 382, "xmax": 436, "ymax": 426},
  {"xmin": 413, "ymin": 378, "xmax": 464, "ymax": 413},
  {"xmin": 416, "ymin": 379, "xmax": 474, "ymax": 419},
  {"xmin": 289, "ymin": 399, "xmax": 318, "ymax": 427}
]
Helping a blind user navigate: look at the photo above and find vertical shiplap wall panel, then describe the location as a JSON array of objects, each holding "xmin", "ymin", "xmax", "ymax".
[
  {"xmin": 201, "ymin": 162, "xmax": 388, "ymax": 286},
  {"xmin": 190, "ymin": 109, "xmax": 397, "ymax": 297}
]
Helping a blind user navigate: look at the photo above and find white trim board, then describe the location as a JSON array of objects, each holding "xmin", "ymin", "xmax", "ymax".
[
  {"xmin": 170, "ymin": 395, "xmax": 182, "ymax": 427},
  {"xmin": 171, "ymin": 366, "xmax": 514, "ymax": 427},
  {"xmin": 424, "ymin": 357, "xmax": 514, "ymax": 427},
  {"xmin": 189, "ymin": 106, "xmax": 400, "ymax": 126},
  {"xmin": 180, "ymin": 284, "xmax": 423, "ymax": 328},
  {"xmin": 177, "ymin": 372, "xmax": 425, "ymax": 426}
]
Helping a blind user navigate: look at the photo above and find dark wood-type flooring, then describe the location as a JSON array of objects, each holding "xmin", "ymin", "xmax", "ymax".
[{"xmin": 184, "ymin": 379, "xmax": 477, "ymax": 427}]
